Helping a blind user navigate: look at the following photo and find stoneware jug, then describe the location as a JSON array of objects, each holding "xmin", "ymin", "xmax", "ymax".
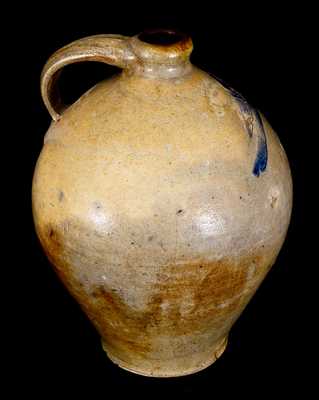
[{"xmin": 32, "ymin": 30, "xmax": 292, "ymax": 377}]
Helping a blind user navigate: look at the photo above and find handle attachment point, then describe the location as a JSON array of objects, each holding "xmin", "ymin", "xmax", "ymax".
[{"xmin": 41, "ymin": 34, "xmax": 136, "ymax": 121}]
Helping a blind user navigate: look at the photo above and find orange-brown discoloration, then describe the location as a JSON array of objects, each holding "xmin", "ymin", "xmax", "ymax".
[
  {"xmin": 158, "ymin": 35, "xmax": 192, "ymax": 54},
  {"xmin": 89, "ymin": 286, "xmax": 152, "ymax": 357},
  {"xmin": 39, "ymin": 221, "xmax": 272, "ymax": 363},
  {"xmin": 39, "ymin": 224, "xmax": 84, "ymax": 298}
]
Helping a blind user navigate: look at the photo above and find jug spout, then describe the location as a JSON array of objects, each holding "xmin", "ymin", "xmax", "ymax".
[{"xmin": 129, "ymin": 29, "xmax": 193, "ymax": 78}]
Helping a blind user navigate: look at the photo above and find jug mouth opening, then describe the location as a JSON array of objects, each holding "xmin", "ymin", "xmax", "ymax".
[
  {"xmin": 130, "ymin": 29, "xmax": 193, "ymax": 67},
  {"xmin": 138, "ymin": 29, "xmax": 188, "ymax": 47}
]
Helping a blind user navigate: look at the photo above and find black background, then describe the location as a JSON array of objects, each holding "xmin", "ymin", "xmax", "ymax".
[{"xmin": 8, "ymin": 3, "xmax": 313, "ymax": 397}]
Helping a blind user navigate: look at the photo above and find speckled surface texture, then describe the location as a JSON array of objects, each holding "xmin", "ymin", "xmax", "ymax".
[{"xmin": 32, "ymin": 30, "xmax": 292, "ymax": 377}]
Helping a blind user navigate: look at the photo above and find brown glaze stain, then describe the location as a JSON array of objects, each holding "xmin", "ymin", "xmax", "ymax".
[
  {"xmin": 87, "ymin": 253, "xmax": 267, "ymax": 360},
  {"xmin": 39, "ymin": 222, "xmax": 271, "ymax": 362},
  {"xmin": 90, "ymin": 286, "xmax": 152, "ymax": 356},
  {"xmin": 38, "ymin": 223, "xmax": 152, "ymax": 358},
  {"xmin": 39, "ymin": 225, "xmax": 82, "ymax": 298},
  {"xmin": 43, "ymin": 226, "xmax": 62, "ymax": 259}
]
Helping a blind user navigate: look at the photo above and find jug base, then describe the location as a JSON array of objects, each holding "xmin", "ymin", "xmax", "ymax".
[{"xmin": 102, "ymin": 335, "xmax": 228, "ymax": 378}]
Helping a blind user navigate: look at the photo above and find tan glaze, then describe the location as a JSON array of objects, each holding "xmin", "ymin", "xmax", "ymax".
[{"xmin": 33, "ymin": 30, "xmax": 293, "ymax": 377}]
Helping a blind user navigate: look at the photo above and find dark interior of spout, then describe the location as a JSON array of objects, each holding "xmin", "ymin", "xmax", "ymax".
[{"xmin": 138, "ymin": 30, "xmax": 185, "ymax": 46}]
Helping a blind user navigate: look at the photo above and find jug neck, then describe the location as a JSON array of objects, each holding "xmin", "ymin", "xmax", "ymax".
[{"xmin": 128, "ymin": 30, "xmax": 193, "ymax": 79}]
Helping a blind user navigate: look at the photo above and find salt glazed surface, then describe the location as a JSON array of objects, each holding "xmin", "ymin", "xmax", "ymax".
[{"xmin": 32, "ymin": 30, "xmax": 292, "ymax": 377}]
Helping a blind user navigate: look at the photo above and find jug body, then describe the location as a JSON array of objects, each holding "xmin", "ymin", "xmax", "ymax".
[{"xmin": 32, "ymin": 30, "xmax": 292, "ymax": 377}]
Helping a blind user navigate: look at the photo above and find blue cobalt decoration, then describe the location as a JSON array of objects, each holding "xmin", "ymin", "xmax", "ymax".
[{"xmin": 211, "ymin": 74, "xmax": 268, "ymax": 176}]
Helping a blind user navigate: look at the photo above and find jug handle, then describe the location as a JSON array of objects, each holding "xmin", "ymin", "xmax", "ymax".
[{"xmin": 40, "ymin": 34, "xmax": 137, "ymax": 121}]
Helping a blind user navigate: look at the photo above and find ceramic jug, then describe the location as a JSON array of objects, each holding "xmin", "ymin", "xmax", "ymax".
[{"xmin": 32, "ymin": 30, "xmax": 292, "ymax": 377}]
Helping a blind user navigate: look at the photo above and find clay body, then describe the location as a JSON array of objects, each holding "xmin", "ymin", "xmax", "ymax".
[{"xmin": 32, "ymin": 31, "xmax": 292, "ymax": 377}]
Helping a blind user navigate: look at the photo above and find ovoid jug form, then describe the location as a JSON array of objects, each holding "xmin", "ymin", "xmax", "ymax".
[{"xmin": 32, "ymin": 30, "xmax": 293, "ymax": 377}]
